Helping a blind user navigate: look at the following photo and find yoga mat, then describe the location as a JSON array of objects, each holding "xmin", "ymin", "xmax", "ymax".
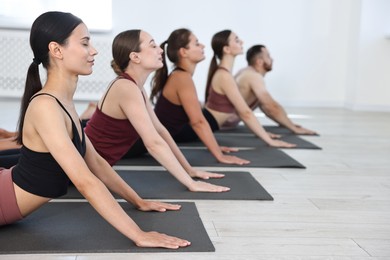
[
  {"xmin": 179, "ymin": 134, "xmax": 321, "ymax": 150},
  {"xmin": 219, "ymin": 125, "xmax": 319, "ymax": 136},
  {"xmin": 0, "ymin": 202, "xmax": 214, "ymax": 254},
  {"xmin": 63, "ymin": 170, "xmax": 273, "ymax": 201},
  {"xmin": 117, "ymin": 148, "xmax": 305, "ymax": 168}
]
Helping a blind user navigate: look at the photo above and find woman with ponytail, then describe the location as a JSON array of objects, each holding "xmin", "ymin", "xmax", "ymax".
[
  {"xmin": 203, "ymin": 30, "xmax": 295, "ymax": 148},
  {"xmin": 84, "ymin": 29, "xmax": 229, "ymax": 192},
  {"xmin": 151, "ymin": 28, "xmax": 249, "ymax": 165},
  {"xmin": 0, "ymin": 11, "xmax": 191, "ymax": 249}
]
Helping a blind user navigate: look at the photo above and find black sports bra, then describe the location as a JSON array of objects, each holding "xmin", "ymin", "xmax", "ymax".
[{"xmin": 12, "ymin": 93, "xmax": 86, "ymax": 198}]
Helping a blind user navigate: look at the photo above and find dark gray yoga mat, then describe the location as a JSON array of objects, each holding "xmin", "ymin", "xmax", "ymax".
[
  {"xmin": 117, "ymin": 148, "xmax": 305, "ymax": 168},
  {"xmin": 220, "ymin": 125, "xmax": 319, "ymax": 136},
  {"xmin": 0, "ymin": 202, "xmax": 214, "ymax": 254},
  {"xmin": 63, "ymin": 170, "xmax": 273, "ymax": 201},
  {"xmin": 179, "ymin": 134, "xmax": 321, "ymax": 150}
]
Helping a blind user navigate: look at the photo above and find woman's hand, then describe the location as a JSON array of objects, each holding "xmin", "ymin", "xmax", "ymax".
[
  {"xmin": 134, "ymin": 231, "xmax": 191, "ymax": 249},
  {"xmin": 217, "ymin": 154, "xmax": 250, "ymax": 165},
  {"xmin": 267, "ymin": 132, "xmax": 281, "ymax": 139},
  {"xmin": 188, "ymin": 169, "xmax": 225, "ymax": 179},
  {"xmin": 137, "ymin": 201, "xmax": 182, "ymax": 212},
  {"xmin": 188, "ymin": 180, "xmax": 230, "ymax": 192},
  {"xmin": 220, "ymin": 146, "xmax": 239, "ymax": 153},
  {"xmin": 267, "ymin": 139, "xmax": 296, "ymax": 148}
]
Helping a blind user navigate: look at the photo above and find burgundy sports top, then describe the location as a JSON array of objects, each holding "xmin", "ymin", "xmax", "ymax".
[
  {"xmin": 154, "ymin": 94, "xmax": 189, "ymax": 136},
  {"xmin": 84, "ymin": 73, "xmax": 142, "ymax": 166},
  {"xmin": 205, "ymin": 67, "xmax": 235, "ymax": 113}
]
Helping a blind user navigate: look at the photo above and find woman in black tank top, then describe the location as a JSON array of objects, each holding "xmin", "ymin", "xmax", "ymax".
[
  {"xmin": 150, "ymin": 28, "xmax": 249, "ymax": 166},
  {"xmin": 0, "ymin": 11, "xmax": 190, "ymax": 249}
]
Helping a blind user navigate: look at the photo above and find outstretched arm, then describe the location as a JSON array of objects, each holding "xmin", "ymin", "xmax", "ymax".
[
  {"xmin": 218, "ymin": 71, "xmax": 295, "ymax": 148},
  {"xmin": 119, "ymin": 83, "xmax": 229, "ymax": 192},
  {"xmin": 175, "ymin": 73, "xmax": 249, "ymax": 165},
  {"xmin": 83, "ymin": 136, "xmax": 182, "ymax": 212},
  {"xmin": 143, "ymin": 88, "xmax": 231, "ymax": 187},
  {"xmin": 249, "ymin": 74, "xmax": 317, "ymax": 135}
]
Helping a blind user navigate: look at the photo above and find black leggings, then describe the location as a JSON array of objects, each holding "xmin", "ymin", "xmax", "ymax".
[
  {"xmin": 0, "ymin": 149, "xmax": 21, "ymax": 168},
  {"xmin": 173, "ymin": 108, "xmax": 219, "ymax": 143},
  {"xmin": 121, "ymin": 138, "xmax": 148, "ymax": 158}
]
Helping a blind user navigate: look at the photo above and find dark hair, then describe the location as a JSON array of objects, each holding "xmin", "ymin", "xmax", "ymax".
[
  {"xmin": 246, "ymin": 44, "xmax": 265, "ymax": 65},
  {"xmin": 150, "ymin": 28, "xmax": 192, "ymax": 103},
  {"xmin": 111, "ymin": 30, "xmax": 142, "ymax": 76},
  {"xmin": 204, "ymin": 30, "xmax": 231, "ymax": 101},
  {"xmin": 16, "ymin": 11, "xmax": 83, "ymax": 144}
]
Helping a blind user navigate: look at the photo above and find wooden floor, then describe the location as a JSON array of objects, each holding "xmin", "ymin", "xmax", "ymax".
[{"xmin": 1, "ymin": 105, "xmax": 390, "ymax": 260}]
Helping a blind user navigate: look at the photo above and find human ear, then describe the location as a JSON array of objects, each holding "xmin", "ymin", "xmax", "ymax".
[
  {"xmin": 256, "ymin": 57, "xmax": 264, "ymax": 66},
  {"xmin": 48, "ymin": 42, "xmax": 62, "ymax": 59},
  {"xmin": 179, "ymin": 47, "xmax": 188, "ymax": 58},
  {"xmin": 223, "ymin": 45, "xmax": 231, "ymax": 55},
  {"xmin": 129, "ymin": 52, "xmax": 140, "ymax": 63}
]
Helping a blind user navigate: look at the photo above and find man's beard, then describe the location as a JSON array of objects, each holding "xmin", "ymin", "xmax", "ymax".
[{"xmin": 264, "ymin": 62, "xmax": 273, "ymax": 72}]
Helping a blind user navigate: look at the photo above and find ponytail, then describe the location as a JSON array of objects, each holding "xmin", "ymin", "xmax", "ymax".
[
  {"xmin": 16, "ymin": 61, "xmax": 42, "ymax": 144},
  {"xmin": 150, "ymin": 40, "xmax": 168, "ymax": 104},
  {"xmin": 204, "ymin": 30, "xmax": 231, "ymax": 102},
  {"xmin": 204, "ymin": 55, "xmax": 218, "ymax": 102},
  {"xmin": 110, "ymin": 60, "xmax": 123, "ymax": 76}
]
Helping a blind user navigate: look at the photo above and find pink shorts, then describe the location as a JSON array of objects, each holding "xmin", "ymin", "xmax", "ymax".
[{"xmin": 0, "ymin": 167, "xmax": 23, "ymax": 225}]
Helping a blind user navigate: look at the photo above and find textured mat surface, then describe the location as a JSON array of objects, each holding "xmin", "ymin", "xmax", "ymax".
[
  {"xmin": 178, "ymin": 134, "xmax": 321, "ymax": 150},
  {"xmin": 63, "ymin": 170, "xmax": 273, "ymax": 200},
  {"xmin": 0, "ymin": 202, "xmax": 214, "ymax": 254},
  {"xmin": 219, "ymin": 125, "xmax": 320, "ymax": 136},
  {"xmin": 117, "ymin": 147, "xmax": 305, "ymax": 168}
]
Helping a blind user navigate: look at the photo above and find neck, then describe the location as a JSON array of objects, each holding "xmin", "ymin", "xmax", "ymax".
[
  {"xmin": 124, "ymin": 66, "xmax": 152, "ymax": 87},
  {"xmin": 44, "ymin": 73, "xmax": 78, "ymax": 102},
  {"xmin": 176, "ymin": 60, "xmax": 196, "ymax": 75},
  {"xmin": 220, "ymin": 55, "xmax": 235, "ymax": 72},
  {"xmin": 250, "ymin": 65, "xmax": 266, "ymax": 76}
]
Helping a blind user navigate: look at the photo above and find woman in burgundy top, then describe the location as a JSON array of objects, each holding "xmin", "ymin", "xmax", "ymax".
[
  {"xmin": 203, "ymin": 30, "xmax": 295, "ymax": 148},
  {"xmin": 150, "ymin": 28, "xmax": 249, "ymax": 166},
  {"xmin": 85, "ymin": 30, "xmax": 229, "ymax": 193}
]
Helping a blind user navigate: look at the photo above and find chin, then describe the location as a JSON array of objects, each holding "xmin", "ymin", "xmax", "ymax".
[{"xmin": 80, "ymin": 69, "xmax": 93, "ymax": 76}]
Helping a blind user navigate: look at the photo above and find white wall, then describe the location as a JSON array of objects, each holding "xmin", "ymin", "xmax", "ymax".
[
  {"xmin": 1, "ymin": 0, "xmax": 389, "ymax": 111},
  {"xmin": 345, "ymin": 0, "xmax": 390, "ymax": 111},
  {"xmin": 112, "ymin": 0, "xmax": 353, "ymax": 107}
]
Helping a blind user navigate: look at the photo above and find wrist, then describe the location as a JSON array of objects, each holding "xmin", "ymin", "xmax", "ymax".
[
  {"xmin": 133, "ymin": 197, "xmax": 145, "ymax": 209},
  {"xmin": 131, "ymin": 228, "xmax": 146, "ymax": 245},
  {"xmin": 186, "ymin": 180, "xmax": 198, "ymax": 191},
  {"xmin": 187, "ymin": 168, "xmax": 197, "ymax": 177}
]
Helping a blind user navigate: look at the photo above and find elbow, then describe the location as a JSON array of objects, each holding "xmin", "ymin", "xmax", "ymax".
[
  {"xmin": 238, "ymin": 109, "xmax": 253, "ymax": 122},
  {"xmin": 190, "ymin": 118, "xmax": 206, "ymax": 130},
  {"xmin": 73, "ymin": 175, "xmax": 103, "ymax": 199},
  {"xmin": 155, "ymin": 124, "xmax": 169, "ymax": 136},
  {"xmin": 144, "ymin": 138, "xmax": 167, "ymax": 155},
  {"xmin": 261, "ymin": 104, "xmax": 277, "ymax": 117}
]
